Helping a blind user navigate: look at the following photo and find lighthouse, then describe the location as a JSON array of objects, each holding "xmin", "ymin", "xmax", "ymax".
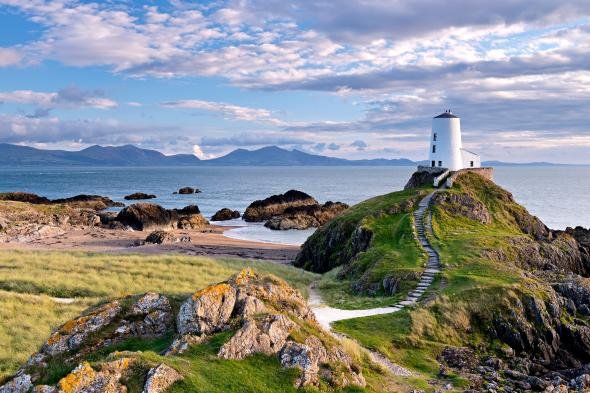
[{"xmin": 428, "ymin": 110, "xmax": 480, "ymax": 171}]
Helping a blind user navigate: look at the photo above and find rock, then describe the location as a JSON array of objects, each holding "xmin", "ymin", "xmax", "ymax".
[
  {"xmin": 432, "ymin": 192, "xmax": 492, "ymax": 224},
  {"xmin": 177, "ymin": 187, "xmax": 200, "ymax": 194},
  {"xmin": 164, "ymin": 334, "xmax": 207, "ymax": 356},
  {"xmin": 177, "ymin": 282, "xmax": 237, "ymax": 335},
  {"xmin": 177, "ymin": 214, "xmax": 209, "ymax": 229},
  {"xmin": 243, "ymin": 190, "xmax": 318, "ymax": 222},
  {"xmin": 124, "ymin": 192, "xmax": 156, "ymax": 200},
  {"xmin": 41, "ymin": 300, "xmax": 121, "ymax": 356},
  {"xmin": 115, "ymin": 293, "xmax": 172, "ymax": 337},
  {"xmin": 404, "ymin": 168, "xmax": 447, "ymax": 189},
  {"xmin": 145, "ymin": 230, "xmax": 179, "ymax": 244},
  {"xmin": 264, "ymin": 201, "xmax": 349, "ymax": 230},
  {"xmin": 51, "ymin": 194, "xmax": 124, "ymax": 210},
  {"xmin": 33, "ymin": 386, "xmax": 56, "ymax": 393},
  {"xmin": 0, "ymin": 192, "xmax": 50, "ymax": 204},
  {"xmin": 438, "ymin": 346, "xmax": 478, "ymax": 371},
  {"xmin": 280, "ymin": 340, "xmax": 323, "ymax": 387},
  {"xmin": 174, "ymin": 205, "xmax": 201, "ymax": 215},
  {"xmin": 56, "ymin": 358, "xmax": 133, "ymax": 393},
  {"xmin": 116, "ymin": 203, "xmax": 177, "ymax": 231},
  {"xmin": 142, "ymin": 364, "xmax": 182, "ymax": 393},
  {"xmin": 211, "ymin": 208, "xmax": 241, "ymax": 221},
  {"xmin": 0, "ymin": 372, "xmax": 33, "ymax": 393},
  {"xmin": 218, "ymin": 314, "xmax": 295, "ymax": 359}
]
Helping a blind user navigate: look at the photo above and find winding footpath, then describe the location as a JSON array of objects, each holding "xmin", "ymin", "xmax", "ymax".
[{"xmin": 310, "ymin": 190, "xmax": 441, "ymax": 329}]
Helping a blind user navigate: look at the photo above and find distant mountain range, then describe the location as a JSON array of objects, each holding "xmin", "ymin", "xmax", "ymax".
[{"xmin": 0, "ymin": 143, "xmax": 571, "ymax": 167}]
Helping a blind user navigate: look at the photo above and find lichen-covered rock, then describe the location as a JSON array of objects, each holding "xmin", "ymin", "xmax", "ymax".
[
  {"xmin": 218, "ymin": 314, "xmax": 295, "ymax": 359},
  {"xmin": 0, "ymin": 372, "xmax": 33, "ymax": 393},
  {"xmin": 177, "ymin": 283, "xmax": 237, "ymax": 335},
  {"xmin": 142, "ymin": 364, "xmax": 182, "ymax": 393},
  {"xmin": 280, "ymin": 336, "xmax": 365, "ymax": 388},
  {"xmin": 177, "ymin": 214, "xmax": 209, "ymax": 229},
  {"xmin": 264, "ymin": 201, "xmax": 349, "ymax": 230},
  {"xmin": 115, "ymin": 293, "xmax": 172, "ymax": 337},
  {"xmin": 56, "ymin": 358, "xmax": 133, "ymax": 393},
  {"xmin": 243, "ymin": 190, "xmax": 318, "ymax": 222},
  {"xmin": 211, "ymin": 208, "xmax": 241, "ymax": 221},
  {"xmin": 42, "ymin": 301, "xmax": 122, "ymax": 356}
]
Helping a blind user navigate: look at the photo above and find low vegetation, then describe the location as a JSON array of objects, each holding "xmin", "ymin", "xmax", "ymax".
[{"xmin": 0, "ymin": 250, "xmax": 317, "ymax": 381}]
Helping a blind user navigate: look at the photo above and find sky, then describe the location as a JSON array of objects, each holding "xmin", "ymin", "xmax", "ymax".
[{"xmin": 0, "ymin": 1, "xmax": 589, "ymax": 163}]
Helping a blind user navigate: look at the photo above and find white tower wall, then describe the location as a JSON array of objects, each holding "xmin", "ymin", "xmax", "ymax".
[{"xmin": 428, "ymin": 115, "xmax": 464, "ymax": 171}]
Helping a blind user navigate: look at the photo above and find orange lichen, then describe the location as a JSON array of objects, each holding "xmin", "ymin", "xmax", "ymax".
[
  {"xmin": 191, "ymin": 283, "xmax": 233, "ymax": 300},
  {"xmin": 58, "ymin": 362, "xmax": 97, "ymax": 393},
  {"xmin": 230, "ymin": 268, "xmax": 258, "ymax": 285}
]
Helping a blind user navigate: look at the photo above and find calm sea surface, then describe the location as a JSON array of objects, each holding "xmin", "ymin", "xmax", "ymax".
[{"xmin": 0, "ymin": 166, "xmax": 588, "ymax": 245}]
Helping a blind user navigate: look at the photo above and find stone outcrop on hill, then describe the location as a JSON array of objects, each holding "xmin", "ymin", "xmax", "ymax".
[
  {"xmin": 124, "ymin": 192, "xmax": 156, "ymax": 200},
  {"xmin": 243, "ymin": 190, "xmax": 318, "ymax": 222},
  {"xmin": 264, "ymin": 201, "xmax": 349, "ymax": 230},
  {"xmin": 403, "ymin": 168, "xmax": 447, "ymax": 189},
  {"xmin": 0, "ymin": 270, "xmax": 365, "ymax": 392},
  {"xmin": 211, "ymin": 208, "xmax": 241, "ymax": 221}
]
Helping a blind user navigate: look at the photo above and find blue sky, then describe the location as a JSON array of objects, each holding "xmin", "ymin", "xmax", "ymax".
[{"xmin": 0, "ymin": 1, "xmax": 589, "ymax": 163}]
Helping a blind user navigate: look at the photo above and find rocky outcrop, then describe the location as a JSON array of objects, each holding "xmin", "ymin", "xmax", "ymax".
[
  {"xmin": 144, "ymin": 230, "xmax": 190, "ymax": 244},
  {"xmin": 116, "ymin": 203, "xmax": 177, "ymax": 231},
  {"xmin": 432, "ymin": 192, "xmax": 492, "ymax": 224},
  {"xmin": 177, "ymin": 214, "xmax": 209, "ymax": 229},
  {"xmin": 264, "ymin": 201, "xmax": 349, "ymax": 230},
  {"xmin": 174, "ymin": 205, "xmax": 201, "ymax": 215},
  {"xmin": 404, "ymin": 168, "xmax": 447, "ymax": 190},
  {"xmin": 211, "ymin": 208, "xmax": 241, "ymax": 221},
  {"xmin": 243, "ymin": 190, "xmax": 318, "ymax": 222},
  {"xmin": 0, "ymin": 192, "xmax": 51, "ymax": 204},
  {"xmin": 1, "ymin": 270, "xmax": 364, "ymax": 391},
  {"xmin": 142, "ymin": 364, "xmax": 183, "ymax": 393},
  {"xmin": 124, "ymin": 192, "xmax": 156, "ymax": 200},
  {"xmin": 177, "ymin": 187, "xmax": 200, "ymax": 194},
  {"xmin": 0, "ymin": 192, "xmax": 123, "ymax": 210}
]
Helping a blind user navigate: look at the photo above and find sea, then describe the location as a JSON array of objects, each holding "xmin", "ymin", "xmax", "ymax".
[{"xmin": 0, "ymin": 166, "xmax": 588, "ymax": 246}]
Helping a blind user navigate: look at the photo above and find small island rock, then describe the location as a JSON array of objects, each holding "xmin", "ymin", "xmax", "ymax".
[
  {"xmin": 177, "ymin": 187, "xmax": 201, "ymax": 195},
  {"xmin": 124, "ymin": 192, "xmax": 156, "ymax": 200},
  {"xmin": 243, "ymin": 190, "xmax": 318, "ymax": 222},
  {"xmin": 211, "ymin": 208, "xmax": 241, "ymax": 221}
]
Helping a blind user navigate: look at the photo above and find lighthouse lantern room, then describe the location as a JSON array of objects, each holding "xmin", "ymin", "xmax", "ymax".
[{"xmin": 428, "ymin": 110, "xmax": 480, "ymax": 171}]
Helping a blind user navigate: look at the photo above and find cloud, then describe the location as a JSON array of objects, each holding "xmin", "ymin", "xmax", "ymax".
[
  {"xmin": 162, "ymin": 99, "xmax": 284, "ymax": 124},
  {"xmin": 0, "ymin": 47, "xmax": 22, "ymax": 66},
  {"xmin": 350, "ymin": 140, "xmax": 368, "ymax": 151},
  {"xmin": 200, "ymin": 132, "xmax": 312, "ymax": 147},
  {"xmin": 0, "ymin": 87, "xmax": 117, "ymax": 109}
]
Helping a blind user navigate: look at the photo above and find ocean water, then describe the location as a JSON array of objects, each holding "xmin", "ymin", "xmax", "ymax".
[{"xmin": 0, "ymin": 166, "xmax": 588, "ymax": 245}]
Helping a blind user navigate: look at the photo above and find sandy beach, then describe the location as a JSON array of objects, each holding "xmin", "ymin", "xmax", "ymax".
[{"xmin": 0, "ymin": 224, "xmax": 300, "ymax": 262}]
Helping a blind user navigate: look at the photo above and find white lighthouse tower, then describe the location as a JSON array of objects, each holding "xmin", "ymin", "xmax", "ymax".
[{"xmin": 428, "ymin": 110, "xmax": 480, "ymax": 171}]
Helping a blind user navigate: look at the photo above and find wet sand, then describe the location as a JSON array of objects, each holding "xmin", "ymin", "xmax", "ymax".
[{"xmin": 0, "ymin": 224, "xmax": 299, "ymax": 263}]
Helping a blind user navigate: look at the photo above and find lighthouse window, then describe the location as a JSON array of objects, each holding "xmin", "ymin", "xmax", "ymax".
[
  {"xmin": 431, "ymin": 160, "xmax": 435, "ymax": 167},
  {"xmin": 470, "ymin": 161, "xmax": 474, "ymax": 167},
  {"xmin": 433, "ymin": 133, "xmax": 437, "ymax": 141},
  {"xmin": 438, "ymin": 161, "xmax": 442, "ymax": 167},
  {"xmin": 432, "ymin": 145, "xmax": 436, "ymax": 153}
]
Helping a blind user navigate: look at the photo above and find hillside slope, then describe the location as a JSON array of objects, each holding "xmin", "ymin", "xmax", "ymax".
[{"xmin": 299, "ymin": 171, "xmax": 590, "ymax": 391}]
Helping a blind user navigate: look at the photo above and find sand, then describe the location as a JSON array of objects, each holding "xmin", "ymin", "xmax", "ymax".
[{"xmin": 0, "ymin": 224, "xmax": 299, "ymax": 263}]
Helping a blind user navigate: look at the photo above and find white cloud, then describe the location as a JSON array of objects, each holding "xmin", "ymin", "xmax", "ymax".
[
  {"xmin": 0, "ymin": 47, "xmax": 22, "ymax": 66},
  {"xmin": 0, "ymin": 88, "xmax": 117, "ymax": 109},
  {"xmin": 161, "ymin": 99, "xmax": 284, "ymax": 124}
]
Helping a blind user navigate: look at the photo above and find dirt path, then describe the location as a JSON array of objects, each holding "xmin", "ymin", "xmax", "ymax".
[{"xmin": 310, "ymin": 190, "xmax": 441, "ymax": 327}]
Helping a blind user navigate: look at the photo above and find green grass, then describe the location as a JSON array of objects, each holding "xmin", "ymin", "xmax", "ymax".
[{"xmin": 0, "ymin": 250, "xmax": 318, "ymax": 381}]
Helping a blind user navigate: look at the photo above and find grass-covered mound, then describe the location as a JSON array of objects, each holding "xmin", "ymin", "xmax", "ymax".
[
  {"xmin": 295, "ymin": 188, "xmax": 431, "ymax": 308},
  {"xmin": 323, "ymin": 172, "xmax": 590, "ymax": 389}
]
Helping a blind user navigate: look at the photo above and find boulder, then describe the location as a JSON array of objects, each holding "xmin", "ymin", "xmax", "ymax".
[
  {"xmin": 116, "ymin": 203, "xmax": 177, "ymax": 231},
  {"xmin": 243, "ymin": 190, "xmax": 318, "ymax": 222},
  {"xmin": 142, "ymin": 364, "xmax": 182, "ymax": 393},
  {"xmin": 0, "ymin": 372, "xmax": 33, "ymax": 393},
  {"xmin": 124, "ymin": 192, "xmax": 156, "ymax": 200},
  {"xmin": 51, "ymin": 194, "xmax": 124, "ymax": 210},
  {"xmin": 174, "ymin": 205, "xmax": 201, "ymax": 215},
  {"xmin": 41, "ymin": 300, "xmax": 122, "ymax": 357},
  {"xmin": 404, "ymin": 169, "xmax": 447, "ymax": 189},
  {"xmin": 56, "ymin": 358, "xmax": 133, "ymax": 393},
  {"xmin": 145, "ymin": 230, "xmax": 180, "ymax": 245},
  {"xmin": 211, "ymin": 208, "xmax": 241, "ymax": 221},
  {"xmin": 264, "ymin": 201, "xmax": 349, "ymax": 230},
  {"xmin": 218, "ymin": 314, "xmax": 295, "ymax": 359},
  {"xmin": 115, "ymin": 293, "xmax": 172, "ymax": 337},
  {"xmin": 177, "ymin": 283, "xmax": 237, "ymax": 335},
  {"xmin": 177, "ymin": 214, "xmax": 209, "ymax": 230},
  {"xmin": 177, "ymin": 187, "xmax": 200, "ymax": 194}
]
